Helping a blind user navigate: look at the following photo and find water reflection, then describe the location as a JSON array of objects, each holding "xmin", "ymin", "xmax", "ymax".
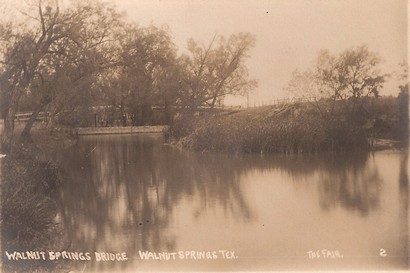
[
  {"xmin": 56, "ymin": 135, "xmax": 408, "ymax": 271},
  {"xmin": 57, "ymin": 135, "xmax": 258, "ymax": 271},
  {"xmin": 399, "ymin": 151, "xmax": 409, "ymax": 268},
  {"xmin": 227, "ymin": 152, "xmax": 382, "ymax": 215},
  {"xmin": 316, "ymin": 154, "xmax": 382, "ymax": 215}
]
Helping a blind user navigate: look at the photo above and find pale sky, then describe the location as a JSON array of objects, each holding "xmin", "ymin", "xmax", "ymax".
[
  {"xmin": 112, "ymin": 0, "xmax": 408, "ymax": 105},
  {"xmin": 3, "ymin": 0, "xmax": 408, "ymax": 105}
]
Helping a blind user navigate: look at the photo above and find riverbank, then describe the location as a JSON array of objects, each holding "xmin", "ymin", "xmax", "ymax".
[
  {"xmin": 168, "ymin": 97, "xmax": 404, "ymax": 154},
  {"xmin": 1, "ymin": 124, "xmax": 75, "ymax": 273}
]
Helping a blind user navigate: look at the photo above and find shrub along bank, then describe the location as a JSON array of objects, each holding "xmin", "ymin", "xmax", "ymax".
[
  {"xmin": 1, "ymin": 126, "xmax": 74, "ymax": 273},
  {"xmin": 168, "ymin": 97, "xmax": 404, "ymax": 154}
]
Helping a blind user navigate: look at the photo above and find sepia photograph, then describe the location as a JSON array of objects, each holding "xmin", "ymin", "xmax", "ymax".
[{"xmin": 0, "ymin": 0, "xmax": 408, "ymax": 272}]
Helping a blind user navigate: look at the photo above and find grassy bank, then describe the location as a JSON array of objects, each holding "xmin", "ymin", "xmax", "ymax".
[
  {"xmin": 168, "ymin": 97, "xmax": 404, "ymax": 154},
  {"xmin": 1, "ymin": 125, "xmax": 75, "ymax": 273}
]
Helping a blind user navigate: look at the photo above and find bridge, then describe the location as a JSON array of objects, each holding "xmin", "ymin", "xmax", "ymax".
[
  {"xmin": 15, "ymin": 112, "xmax": 49, "ymax": 122},
  {"xmin": 76, "ymin": 125, "xmax": 169, "ymax": 136}
]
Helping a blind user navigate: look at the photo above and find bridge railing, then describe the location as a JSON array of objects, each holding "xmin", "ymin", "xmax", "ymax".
[
  {"xmin": 14, "ymin": 112, "xmax": 49, "ymax": 122},
  {"xmin": 250, "ymin": 96, "xmax": 318, "ymax": 107}
]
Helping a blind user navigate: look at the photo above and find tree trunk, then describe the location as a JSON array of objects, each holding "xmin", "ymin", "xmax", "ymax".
[
  {"xmin": 164, "ymin": 96, "xmax": 172, "ymax": 125},
  {"xmin": 399, "ymin": 87, "xmax": 409, "ymax": 146},
  {"xmin": 1, "ymin": 97, "xmax": 18, "ymax": 154},
  {"xmin": 120, "ymin": 105, "xmax": 127, "ymax": 127},
  {"xmin": 210, "ymin": 95, "xmax": 217, "ymax": 110},
  {"xmin": 21, "ymin": 95, "xmax": 51, "ymax": 141}
]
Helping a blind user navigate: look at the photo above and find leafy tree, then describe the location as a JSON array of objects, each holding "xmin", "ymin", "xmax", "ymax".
[
  {"xmin": 179, "ymin": 32, "xmax": 257, "ymax": 112},
  {"xmin": 152, "ymin": 62, "xmax": 185, "ymax": 124},
  {"xmin": 0, "ymin": 0, "xmax": 122, "ymax": 150},
  {"xmin": 286, "ymin": 45, "xmax": 386, "ymax": 116},
  {"xmin": 97, "ymin": 24, "xmax": 177, "ymax": 125},
  {"xmin": 284, "ymin": 46, "xmax": 388, "ymax": 150}
]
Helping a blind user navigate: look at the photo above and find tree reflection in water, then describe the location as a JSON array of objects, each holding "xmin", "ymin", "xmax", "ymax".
[
  {"xmin": 398, "ymin": 151, "xmax": 408, "ymax": 268},
  {"xmin": 55, "ymin": 135, "xmax": 403, "ymax": 271},
  {"xmin": 229, "ymin": 152, "xmax": 383, "ymax": 215},
  {"xmin": 57, "ymin": 135, "xmax": 257, "ymax": 270},
  {"xmin": 315, "ymin": 153, "xmax": 381, "ymax": 215}
]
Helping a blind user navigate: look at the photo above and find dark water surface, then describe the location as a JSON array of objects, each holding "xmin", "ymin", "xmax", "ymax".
[{"xmin": 56, "ymin": 134, "xmax": 409, "ymax": 272}]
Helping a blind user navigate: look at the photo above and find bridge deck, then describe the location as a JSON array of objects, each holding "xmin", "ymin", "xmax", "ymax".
[{"xmin": 76, "ymin": 126, "xmax": 169, "ymax": 135}]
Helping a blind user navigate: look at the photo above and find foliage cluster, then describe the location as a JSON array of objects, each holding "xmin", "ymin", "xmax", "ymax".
[
  {"xmin": 284, "ymin": 45, "xmax": 391, "ymax": 118},
  {"xmin": 0, "ymin": 0, "xmax": 257, "ymax": 153},
  {"xmin": 1, "ymin": 148, "xmax": 68, "ymax": 273}
]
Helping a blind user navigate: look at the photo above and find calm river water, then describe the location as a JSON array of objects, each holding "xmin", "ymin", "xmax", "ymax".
[{"xmin": 56, "ymin": 134, "xmax": 409, "ymax": 272}]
